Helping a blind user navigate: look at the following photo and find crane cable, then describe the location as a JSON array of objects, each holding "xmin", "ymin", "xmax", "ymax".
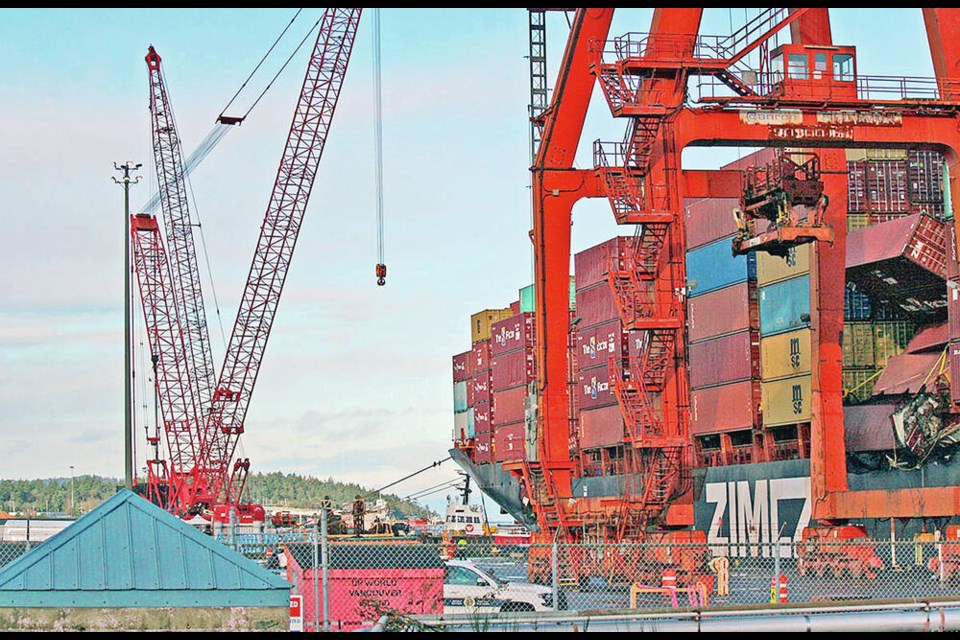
[
  {"xmin": 218, "ymin": 8, "xmax": 304, "ymax": 122},
  {"xmin": 363, "ymin": 457, "xmax": 451, "ymax": 500},
  {"xmin": 140, "ymin": 9, "xmax": 317, "ymax": 215},
  {"xmin": 373, "ymin": 8, "xmax": 387, "ymax": 286}
]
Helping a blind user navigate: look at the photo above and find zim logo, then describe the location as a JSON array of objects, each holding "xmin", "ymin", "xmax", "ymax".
[{"xmin": 704, "ymin": 477, "xmax": 811, "ymax": 558}]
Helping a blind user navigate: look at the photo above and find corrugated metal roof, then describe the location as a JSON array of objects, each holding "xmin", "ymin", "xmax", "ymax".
[{"xmin": 0, "ymin": 490, "xmax": 289, "ymax": 608}]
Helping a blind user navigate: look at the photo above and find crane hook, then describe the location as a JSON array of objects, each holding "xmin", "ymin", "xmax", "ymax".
[{"xmin": 376, "ymin": 263, "xmax": 387, "ymax": 287}]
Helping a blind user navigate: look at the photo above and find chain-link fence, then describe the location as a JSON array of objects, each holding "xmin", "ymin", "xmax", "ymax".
[
  {"xmin": 216, "ymin": 529, "xmax": 960, "ymax": 631},
  {"xmin": 0, "ymin": 541, "xmax": 31, "ymax": 569}
]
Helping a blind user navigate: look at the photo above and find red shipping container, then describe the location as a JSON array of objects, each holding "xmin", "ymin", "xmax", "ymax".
[
  {"xmin": 951, "ymin": 340, "xmax": 960, "ymax": 406},
  {"xmin": 688, "ymin": 330, "xmax": 754, "ymax": 389},
  {"xmin": 576, "ymin": 318, "xmax": 629, "ymax": 371},
  {"xmin": 848, "ymin": 161, "xmax": 868, "ymax": 213},
  {"xmin": 494, "ymin": 422, "xmax": 525, "ymax": 462},
  {"xmin": 491, "ymin": 348, "xmax": 536, "ymax": 391},
  {"xmin": 473, "ymin": 401, "xmax": 492, "ymax": 433},
  {"xmin": 577, "ymin": 364, "xmax": 618, "ymax": 410},
  {"xmin": 685, "ymin": 197, "xmax": 741, "ymax": 250},
  {"xmin": 687, "ymin": 283, "xmax": 753, "ymax": 343},
  {"xmin": 471, "ymin": 370, "xmax": 492, "ymax": 406},
  {"xmin": 950, "ymin": 280, "xmax": 960, "ymax": 344},
  {"xmin": 720, "ymin": 147, "xmax": 777, "ymax": 172},
  {"xmin": 575, "ymin": 236, "xmax": 636, "ymax": 291},
  {"xmin": 691, "ymin": 380, "xmax": 755, "ymax": 435},
  {"xmin": 474, "ymin": 430, "xmax": 494, "ymax": 464},
  {"xmin": 493, "ymin": 386, "xmax": 528, "ymax": 425},
  {"xmin": 866, "ymin": 160, "xmax": 911, "ymax": 213},
  {"xmin": 452, "ymin": 351, "xmax": 471, "ymax": 383},
  {"xmin": 472, "ymin": 339, "xmax": 492, "ymax": 374},
  {"xmin": 908, "ymin": 150, "xmax": 945, "ymax": 204},
  {"xmin": 579, "ymin": 405, "xmax": 624, "ymax": 449},
  {"xmin": 844, "ymin": 404, "xmax": 897, "ymax": 453},
  {"xmin": 491, "ymin": 312, "xmax": 535, "ymax": 357},
  {"xmin": 509, "ymin": 300, "xmax": 521, "ymax": 315},
  {"xmin": 286, "ymin": 549, "xmax": 443, "ymax": 632},
  {"xmin": 575, "ymin": 282, "xmax": 620, "ymax": 328},
  {"xmin": 847, "ymin": 213, "xmax": 947, "ymax": 278}
]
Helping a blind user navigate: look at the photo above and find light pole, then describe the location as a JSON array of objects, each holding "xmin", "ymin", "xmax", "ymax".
[
  {"xmin": 113, "ymin": 161, "xmax": 141, "ymax": 492},
  {"xmin": 69, "ymin": 466, "xmax": 75, "ymax": 516}
]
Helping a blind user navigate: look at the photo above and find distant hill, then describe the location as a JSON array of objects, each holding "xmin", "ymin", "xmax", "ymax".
[{"xmin": 0, "ymin": 472, "xmax": 435, "ymax": 519}]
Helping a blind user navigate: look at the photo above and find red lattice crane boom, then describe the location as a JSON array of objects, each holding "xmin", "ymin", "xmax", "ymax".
[
  {"xmin": 203, "ymin": 8, "xmax": 363, "ymax": 514},
  {"xmin": 133, "ymin": 10, "xmax": 362, "ymax": 523},
  {"xmin": 130, "ymin": 214, "xmax": 204, "ymax": 511}
]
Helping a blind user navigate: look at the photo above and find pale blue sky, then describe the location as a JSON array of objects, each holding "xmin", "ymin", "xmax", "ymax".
[{"xmin": 0, "ymin": 8, "xmax": 937, "ymax": 517}]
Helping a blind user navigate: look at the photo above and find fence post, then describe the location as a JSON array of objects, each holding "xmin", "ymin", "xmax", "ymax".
[
  {"xmin": 551, "ymin": 537, "xmax": 559, "ymax": 610},
  {"xmin": 774, "ymin": 537, "xmax": 781, "ymax": 604},
  {"xmin": 229, "ymin": 507, "xmax": 236, "ymax": 551},
  {"xmin": 313, "ymin": 519, "xmax": 320, "ymax": 632},
  {"xmin": 322, "ymin": 507, "xmax": 330, "ymax": 632}
]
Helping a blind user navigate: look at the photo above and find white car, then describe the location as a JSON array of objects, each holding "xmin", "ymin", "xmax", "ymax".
[{"xmin": 443, "ymin": 559, "xmax": 564, "ymax": 614}]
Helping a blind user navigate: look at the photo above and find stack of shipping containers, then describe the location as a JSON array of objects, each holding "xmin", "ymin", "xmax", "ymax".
[
  {"xmin": 452, "ymin": 351, "xmax": 472, "ymax": 449},
  {"xmin": 757, "ymin": 244, "xmax": 812, "ymax": 460},
  {"xmin": 491, "ymin": 311, "xmax": 536, "ymax": 464},
  {"xmin": 685, "ymin": 198, "xmax": 760, "ymax": 466},
  {"xmin": 451, "ymin": 145, "xmax": 948, "ymax": 478},
  {"xmin": 574, "ymin": 238, "xmax": 634, "ymax": 477},
  {"xmin": 843, "ymin": 148, "xmax": 946, "ymax": 402},
  {"xmin": 468, "ymin": 309, "xmax": 511, "ymax": 465}
]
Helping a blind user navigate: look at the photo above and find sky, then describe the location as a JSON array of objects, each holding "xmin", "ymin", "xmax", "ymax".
[{"xmin": 0, "ymin": 8, "xmax": 937, "ymax": 519}]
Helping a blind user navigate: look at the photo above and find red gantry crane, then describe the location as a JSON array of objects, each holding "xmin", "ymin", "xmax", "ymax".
[
  {"xmin": 522, "ymin": 7, "xmax": 960, "ymax": 585},
  {"xmin": 131, "ymin": 8, "xmax": 362, "ymax": 525}
]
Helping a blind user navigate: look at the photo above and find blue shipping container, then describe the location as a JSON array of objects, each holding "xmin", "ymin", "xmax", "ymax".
[
  {"xmin": 454, "ymin": 381, "xmax": 468, "ymax": 413},
  {"xmin": 468, "ymin": 407, "xmax": 475, "ymax": 439},
  {"xmin": 686, "ymin": 236, "xmax": 757, "ymax": 298},
  {"xmin": 845, "ymin": 283, "xmax": 872, "ymax": 321},
  {"xmin": 760, "ymin": 274, "xmax": 811, "ymax": 337}
]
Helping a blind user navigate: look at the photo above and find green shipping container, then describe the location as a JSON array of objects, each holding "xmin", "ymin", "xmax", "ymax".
[
  {"xmin": 519, "ymin": 277, "xmax": 576, "ymax": 313},
  {"xmin": 843, "ymin": 322, "xmax": 876, "ymax": 369},
  {"xmin": 843, "ymin": 368, "xmax": 879, "ymax": 403}
]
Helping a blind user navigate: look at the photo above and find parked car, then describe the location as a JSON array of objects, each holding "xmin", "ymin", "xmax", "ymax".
[{"xmin": 443, "ymin": 559, "xmax": 566, "ymax": 614}]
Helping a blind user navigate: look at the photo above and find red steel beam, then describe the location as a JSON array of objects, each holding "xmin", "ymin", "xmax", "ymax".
[
  {"xmin": 532, "ymin": 8, "xmax": 614, "ymax": 517},
  {"xmin": 669, "ymin": 105, "xmax": 960, "ymax": 519},
  {"xmin": 789, "ymin": 8, "xmax": 832, "ymax": 46}
]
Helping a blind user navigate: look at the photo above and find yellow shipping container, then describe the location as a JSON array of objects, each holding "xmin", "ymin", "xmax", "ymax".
[
  {"xmin": 847, "ymin": 213, "xmax": 870, "ymax": 231},
  {"xmin": 761, "ymin": 374, "xmax": 811, "ymax": 427},
  {"xmin": 846, "ymin": 148, "xmax": 908, "ymax": 161},
  {"xmin": 760, "ymin": 329, "xmax": 812, "ymax": 381},
  {"xmin": 471, "ymin": 308, "xmax": 513, "ymax": 345},
  {"xmin": 757, "ymin": 244, "xmax": 811, "ymax": 286},
  {"xmin": 842, "ymin": 322, "xmax": 876, "ymax": 369}
]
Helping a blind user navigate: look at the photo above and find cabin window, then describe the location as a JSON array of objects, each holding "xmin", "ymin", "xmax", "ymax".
[
  {"xmin": 698, "ymin": 434, "xmax": 721, "ymax": 451},
  {"xmin": 770, "ymin": 53, "xmax": 784, "ymax": 83},
  {"xmin": 833, "ymin": 54, "xmax": 854, "ymax": 81},
  {"xmin": 788, "ymin": 53, "xmax": 809, "ymax": 79},
  {"xmin": 813, "ymin": 52, "xmax": 828, "ymax": 79}
]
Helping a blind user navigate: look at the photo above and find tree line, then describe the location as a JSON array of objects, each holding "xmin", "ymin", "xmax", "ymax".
[{"xmin": 0, "ymin": 472, "xmax": 435, "ymax": 519}]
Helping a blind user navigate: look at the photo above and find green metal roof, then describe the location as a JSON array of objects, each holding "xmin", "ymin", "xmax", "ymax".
[{"xmin": 0, "ymin": 490, "xmax": 290, "ymax": 608}]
